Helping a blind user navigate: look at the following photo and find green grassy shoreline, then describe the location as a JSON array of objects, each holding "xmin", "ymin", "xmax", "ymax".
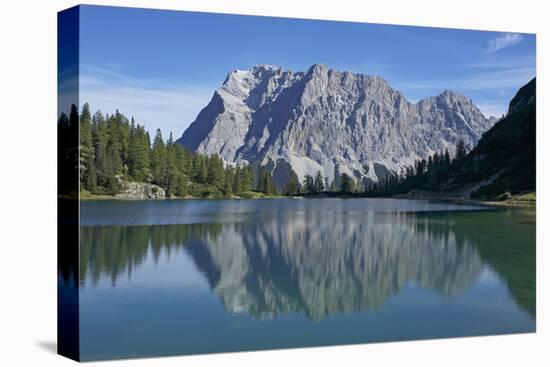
[{"xmin": 76, "ymin": 190, "xmax": 535, "ymax": 208}]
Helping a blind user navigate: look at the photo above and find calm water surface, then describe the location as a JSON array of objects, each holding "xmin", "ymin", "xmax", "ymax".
[{"xmin": 72, "ymin": 198, "xmax": 535, "ymax": 361}]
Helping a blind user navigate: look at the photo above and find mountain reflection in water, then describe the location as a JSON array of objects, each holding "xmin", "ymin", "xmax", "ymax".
[{"xmin": 79, "ymin": 209, "xmax": 533, "ymax": 320}]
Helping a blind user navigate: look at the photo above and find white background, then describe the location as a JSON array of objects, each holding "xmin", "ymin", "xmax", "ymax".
[{"xmin": 0, "ymin": 0, "xmax": 547, "ymax": 366}]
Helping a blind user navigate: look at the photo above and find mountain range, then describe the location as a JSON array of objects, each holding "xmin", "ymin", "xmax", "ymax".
[{"xmin": 177, "ymin": 64, "xmax": 496, "ymax": 189}]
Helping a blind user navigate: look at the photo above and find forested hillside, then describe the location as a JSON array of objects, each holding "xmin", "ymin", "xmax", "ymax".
[
  {"xmin": 385, "ymin": 78, "xmax": 536, "ymax": 200},
  {"xmin": 59, "ymin": 103, "xmax": 277, "ymax": 198},
  {"xmin": 464, "ymin": 78, "xmax": 536, "ymax": 198}
]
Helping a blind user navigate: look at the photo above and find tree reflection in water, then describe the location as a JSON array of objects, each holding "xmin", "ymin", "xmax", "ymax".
[{"xmin": 79, "ymin": 210, "xmax": 534, "ymax": 319}]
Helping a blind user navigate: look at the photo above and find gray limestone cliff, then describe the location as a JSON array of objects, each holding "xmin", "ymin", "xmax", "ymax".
[{"xmin": 177, "ymin": 64, "xmax": 495, "ymax": 189}]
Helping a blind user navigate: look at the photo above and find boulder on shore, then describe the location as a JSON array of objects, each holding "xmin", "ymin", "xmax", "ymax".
[{"xmin": 115, "ymin": 181, "xmax": 166, "ymax": 200}]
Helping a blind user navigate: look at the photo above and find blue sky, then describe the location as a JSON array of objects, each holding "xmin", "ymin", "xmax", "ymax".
[{"xmin": 77, "ymin": 5, "xmax": 536, "ymax": 138}]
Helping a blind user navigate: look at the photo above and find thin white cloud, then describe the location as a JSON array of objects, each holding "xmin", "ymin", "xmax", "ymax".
[
  {"xmin": 79, "ymin": 66, "xmax": 215, "ymax": 138},
  {"xmin": 487, "ymin": 33, "xmax": 524, "ymax": 53}
]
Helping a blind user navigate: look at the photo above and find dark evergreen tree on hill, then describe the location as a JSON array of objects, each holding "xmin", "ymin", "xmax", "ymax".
[
  {"xmin": 58, "ymin": 104, "xmax": 79, "ymax": 195},
  {"xmin": 456, "ymin": 139, "xmax": 467, "ymax": 161},
  {"xmin": 444, "ymin": 149, "xmax": 451, "ymax": 166},
  {"xmin": 151, "ymin": 129, "xmax": 167, "ymax": 187}
]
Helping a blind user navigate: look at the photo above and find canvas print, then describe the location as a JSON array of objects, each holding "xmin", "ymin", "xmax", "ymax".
[{"xmin": 58, "ymin": 5, "xmax": 536, "ymax": 362}]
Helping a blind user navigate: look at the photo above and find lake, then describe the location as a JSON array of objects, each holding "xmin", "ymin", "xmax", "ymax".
[{"xmin": 72, "ymin": 198, "xmax": 536, "ymax": 361}]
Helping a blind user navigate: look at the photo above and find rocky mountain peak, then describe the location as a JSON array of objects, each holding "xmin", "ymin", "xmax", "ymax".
[
  {"xmin": 435, "ymin": 89, "xmax": 476, "ymax": 107},
  {"xmin": 439, "ymin": 89, "xmax": 465, "ymax": 97},
  {"xmin": 177, "ymin": 64, "xmax": 495, "ymax": 190},
  {"xmin": 252, "ymin": 63, "xmax": 281, "ymax": 71},
  {"xmin": 307, "ymin": 63, "xmax": 328, "ymax": 75}
]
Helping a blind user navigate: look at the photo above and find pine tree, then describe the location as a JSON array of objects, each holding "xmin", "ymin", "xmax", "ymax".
[
  {"xmin": 223, "ymin": 167, "xmax": 234, "ymax": 196},
  {"xmin": 174, "ymin": 144, "xmax": 189, "ymax": 197},
  {"xmin": 330, "ymin": 164, "xmax": 341, "ymax": 191},
  {"xmin": 256, "ymin": 168, "xmax": 266, "ymax": 192},
  {"xmin": 192, "ymin": 155, "xmax": 208, "ymax": 184},
  {"xmin": 69, "ymin": 104, "xmax": 79, "ymax": 127},
  {"xmin": 175, "ymin": 174, "xmax": 188, "ymax": 197},
  {"xmin": 456, "ymin": 139, "xmax": 467, "ymax": 161},
  {"xmin": 105, "ymin": 143, "xmax": 122, "ymax": 194},
  {"xmin": 242, "ymin": 166, "xmax": 254, "ymax": 192},
  {"xmin": 233, "ymin": 166, "xmax": 242, "ymax": 194},
  {"xmin": 340, "ymin": 173, "xmax": 353, "ymax": 193},
  {"xmin": 58, "ymin": 109, "xmax": 77, "ymax": 195},
  {"xmin": 104, "ymin": 112, "xmax": 125, "ymax": 180},
  {"xmin": 283, "ymin": 171, "xmax": 301, "ymax": 195},
  {"xmin": 314, "ymin": 171, "xmax": 325, "ymax": 193},
  {"xmin": 86, "ymin": 163, "xmax": 97, "ymax": 192},
  {"xmin": 113, "ymin": 109, "xmax": 130, "ymax": 168},
  {"xmin": 427, "ymin": 156, "xmax": 434, "ymax": 172},
  {"xmin": 79, "ymin": 103, "xmax": 96, "ymax": 191},
  {"xmin": 444, "ymin": 149, "xmax": 451, "ymax": 166},
  {"xmin": 207, "ymin": 154, "xmax": 224, "ymax": 189},
  {"xmin": 81, "ymin": 104, "xmax": 97, "ymax": 193},
  {"xmin": 164, "ymin": 133, "xmax": 179, "ymax": 196},
  {"xmin": 92, "ymin": 111, "xmax": 109, "ymax": 190},
  {"xmin": 415, "ymin": 159, "xmax": 427, "ymax": 176},
  {"xmin": 108, "ymin": 134, "xmax": 123, "ymax": 178},
  {"xmin": 266, "ymin": 172, "xmax": 277, "ymax": 195},
  {"xmin": 433, "ymin": 152, "xmax": 440, "ymax": 169},
  {"xmin": 128, "ymin": 124, "xmax": 150, "ymax": 182},
  {"xmin": 151, "ymin": 129, "xmax": 167, "ymax": 186},
  {"xmin": 256, "ymin": 168, "xmax": 277, "ymax": 195},
  {"xmin": 303, "ymin": 174, "xmax": 315, "ymax": 194}
]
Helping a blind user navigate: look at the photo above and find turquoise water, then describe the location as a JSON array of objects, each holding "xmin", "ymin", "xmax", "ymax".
[{"xmin": 74, "ymin": 198, "xmax": 535, "ymax": 361}]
